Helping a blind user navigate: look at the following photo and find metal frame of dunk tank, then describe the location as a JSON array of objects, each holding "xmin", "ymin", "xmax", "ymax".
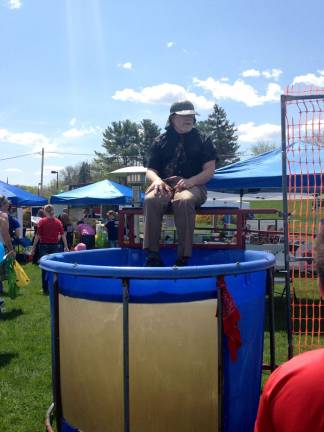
[{"xmin": 45, "ymin": 206, "xmax": 276, "ymax": 432}]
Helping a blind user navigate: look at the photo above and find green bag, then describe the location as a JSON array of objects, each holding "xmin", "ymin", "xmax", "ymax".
[{"xmin": 5, "ymin": 257, "xmax": 19, "ymax": 299}]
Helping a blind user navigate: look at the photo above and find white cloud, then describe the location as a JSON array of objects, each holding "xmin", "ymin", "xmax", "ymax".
[
  {"xmin": 4, "ymin": 168, "xmax": 22, "ymax": 173},
  {"xmin": 220, "ymin": 77, "xmax": 229, "ymax": 82},
  {"xmin": 117, "ymin": 62, "xmax": 132, "ymax": 70},
  {"xmin": 0, "ymin": 128, "xmax": 58, "ymax": 152},
  {"xmin": 238, "ymin": 122, "xmax": 281, "ymax": 143},
  {"xmin": 113, "ymin": 83, "xmax": 214, "ymax": 110},
  {"xmin": 62, "ymin": 126, "xmax": 100, "ymax": 138},
  {"xmin": 292, "ymin": 73, "xmax": 324, "ymax": 87},
  {"xmin": 166, "ymin": 41, "xmax": 175, "ymax": 48},
  {"xmin": 69, "ymin": 117, "xmax": 77, "ymax": 126},
  {"xmin": 241, "ymin": 69, "xmax": 261, "ymax": 78},
  {"xmin": 318, "ymin": 70, "xmax": 324, "ymax": 75},
  {"xmin": 193, "ymin": 77, "xmax": 281, "ymax": 107},
  {"xmin": 7, "ymin": 0, "xmax": 22, "ymax": 9},
  {"xmin": 241, "ymin": 68, "xmax": 282, "ymax": 81},
  {"xmin": 262, "ymin": 68, "xmax": 282, "ymax": 80}
]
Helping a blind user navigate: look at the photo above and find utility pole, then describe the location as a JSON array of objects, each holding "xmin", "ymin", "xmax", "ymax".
[{"xmin": 40, "ymin": 148, "xmax": 44, "ymax": 196}]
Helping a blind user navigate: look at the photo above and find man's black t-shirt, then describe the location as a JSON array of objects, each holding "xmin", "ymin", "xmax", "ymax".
[
  {"xmin": 105, "ymin": 220, "xmax": 118, "ymax": 241},
  {"xmin": 146, "ymin": 127, "xmax": 217, "ymax": 179}
]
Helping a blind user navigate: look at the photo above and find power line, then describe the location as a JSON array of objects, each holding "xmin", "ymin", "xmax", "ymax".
[
  {"xmin": 46, "ymin": 152, "xmax": 94, "ymax": 156},
  {"xmin": 0, "ymin": 151, "xmax": 95, "ymax": 161},
  {"xmin": 0, "ymin": 152, "xmax": 39, "ymax": 161},
  {"xmin": 0, "ymin": 149, "xmax": 263, "ymax": 162}
]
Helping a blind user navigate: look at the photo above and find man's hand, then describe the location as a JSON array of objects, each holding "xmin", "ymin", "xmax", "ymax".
[
  {"xmin": 174, "ymin": 178, "xmax": 195, "ymax": 192},
  {"xmin": 5, "ymin": 249, "xmax": 16, "ymax": 259},
  {"xmin": 148, "ymin": 179, "xmax": 173, "ymax": 197}
]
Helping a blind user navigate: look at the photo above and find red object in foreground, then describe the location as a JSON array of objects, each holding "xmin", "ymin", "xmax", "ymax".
[
  {"xmin": 254, "ymin": 349, "xmax": 324, "ymax": 432},
  {"xmin": 217, "ymin": 275, "xmax": 241, "ymax": 361}
]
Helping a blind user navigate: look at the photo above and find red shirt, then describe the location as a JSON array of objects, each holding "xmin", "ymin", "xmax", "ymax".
[
  {"xmin": 254, "ymin": 349, "xmax": 324, "ymax": 432},
  {"xmin": 37, "ymin": 217, "xmax": 64, "ymax": 244}
]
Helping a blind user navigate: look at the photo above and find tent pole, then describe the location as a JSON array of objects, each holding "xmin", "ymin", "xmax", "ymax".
[
  {"xmin": 239, "ymin": 189, "xmax": 243, "ymax": 209},
  {"xmin": 40, "ymin": 147, "xmax": 45, "ymax": 196},
  {"xmin": 281, "ymin": 94, "xmax": 293, "ymax": 360}
]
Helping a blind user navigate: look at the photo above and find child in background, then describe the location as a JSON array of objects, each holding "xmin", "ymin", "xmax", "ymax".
[
  {"xmin": 74, "ymin": 243, "xmax": 86, "ymax": 251},
  {"xmin": 105, "ymin": 210, "xmax": 118, "ymax": 247},
  {"xmin": 75, "ymin": 220, "xmax": 96, "ymax": 249}
]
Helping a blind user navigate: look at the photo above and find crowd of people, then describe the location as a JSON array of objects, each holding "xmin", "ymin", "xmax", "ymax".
[
  {"xmin": 0, "ymin": 201, "xmax": 119, "ymax": 296},
  {"xmin": 30, "ymin": 205, "xmax": 119, "ymax": 293}
]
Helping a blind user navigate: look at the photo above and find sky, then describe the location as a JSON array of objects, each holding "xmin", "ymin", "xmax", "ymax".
[{"xmin": 0, "ymin": 0, "xmax": 324, "ymax": 187}]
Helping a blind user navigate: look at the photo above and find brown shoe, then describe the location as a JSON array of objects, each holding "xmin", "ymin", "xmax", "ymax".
[
  {"xmin": 144, "ymin": 253, "xmax": 164, "ymax": 267},
  {"xmin": 174, "ymin": 257, "xmax": 189, "ymax": 267}
]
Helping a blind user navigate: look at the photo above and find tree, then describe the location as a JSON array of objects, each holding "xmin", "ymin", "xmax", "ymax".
[
  {"xmin": 95, "ymin": 119, "xmax": 161, "ymax": 171},
  {"xmin": 196, "ymin": 104, "xmax": 239, "ymax": 167},
  {"xmin": 96, "ymin": 120, "xmax": 141, "ymax": 168},
  {"xmin": 59, "ymin": 161, "xmax": 98, "ymax": 190},
  {"xmin": 78, "ymin": 162, "xmax": 92, "ymax": 185},
  {"xmin": 250, "ymin": 141, "xmax": 278, "ymax": 155},
  {"xmin": 60, "ymin": 165, "xmax": 80, "ymax": 187}
]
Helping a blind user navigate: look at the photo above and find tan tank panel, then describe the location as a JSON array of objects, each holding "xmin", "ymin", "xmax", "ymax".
[{"xmin": 59, "ymin": 295, "xmax": 218, "ymax": 432}]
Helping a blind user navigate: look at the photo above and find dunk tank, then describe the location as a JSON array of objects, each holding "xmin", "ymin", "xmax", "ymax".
[{"xmin": 41, "ymin": 207, "xmax": 276, "ymax": 432}]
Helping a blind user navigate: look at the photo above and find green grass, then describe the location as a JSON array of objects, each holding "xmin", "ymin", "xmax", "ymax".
[
  {"xmin": 0, "ymin": 264, "xmax": 52, "ymax": 432},
  {"xmin": 250, "ymin": 200, "xmax": 283, "ymax": 218}
]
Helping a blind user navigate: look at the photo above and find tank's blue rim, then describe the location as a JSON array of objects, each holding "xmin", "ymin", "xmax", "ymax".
[{"xmin": 39, "ymin": 250, "xmax": 275, "ymax": 279}]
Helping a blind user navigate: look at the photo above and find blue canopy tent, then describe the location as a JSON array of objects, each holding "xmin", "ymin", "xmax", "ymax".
[
  {"xmin": 50, "ymin": 179, "xmax": 138, "ymax": 205},
  {"xmin": 207, "ymin": 143, "xmax": 324, "ymax": 192},
  {"xmin": 0, "ymin": 180, "xmax": 47, "ymax": 206}
]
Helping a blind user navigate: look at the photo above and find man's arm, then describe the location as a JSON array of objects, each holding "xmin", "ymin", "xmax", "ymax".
[
  {"xmin": 61, "ymin": 232, "xmax": 69, "ymax": 251},
  {"xmin": 0, "ymin": 216, "xmax": 15, "ymax": 256},
  {"xmin": 175, "ymin": 160, "xmax": 216, "ymax": 191},
  {"xmin": 31, "ymin": 233, "xmax": 40, "ymax": 255}
]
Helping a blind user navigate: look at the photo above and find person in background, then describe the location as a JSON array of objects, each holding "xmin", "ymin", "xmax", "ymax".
[
  {"xmin": 143, "ymin": 100, "xmax": 216, "ymax": 267},
  {"xmin": 31, "ymin": 208, "xmax": 45, "ymax": 265},
  {"xmin": 254, "ymin": 223, "xmax": 324, "ymax": 432},
  {"xmin": 74, "ymin": 242, "xmax": 86, "ymax": 251},
  {"xmin": 58, "ymin": 209, "xmax": 74, "ymax": 250},
  {"xmin": 0, "ymin": 196, "xmax": 16, "ymax": 298},
  {"xmin": 31, "ymin": 204, "xmax": 69, "ymax": 294},
  {"xmin": 75, "ymin": 220, "xmax": 96, "ymax": 250},
  {"xmin": 8, "ymin": 205, "xmax": 21, "ymax": 243},
  {"xmin": 105, "ymin": 210, "xmax": 118, "ymax": 247},
  {"xmin": 83, "ymin": 207, "xmax": 95, "ymax": 220}
]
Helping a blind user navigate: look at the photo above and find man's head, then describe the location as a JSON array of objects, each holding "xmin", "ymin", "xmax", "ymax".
[
  {"xmin": 315, "ymin": 224, "xmax": 324, "ymax": 296},
  {"xmin": 44, "ymin": 204, "xmax": 55, "ymax": 218},
  {"xmin": 168, "ymin": 100, "xmax": 198, "ymax": 134},
  {"xmin": 0, "ymin": 195, "xmax": 10, "ymax": 212}
]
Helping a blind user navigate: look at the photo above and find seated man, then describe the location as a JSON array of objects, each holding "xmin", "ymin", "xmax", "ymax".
[
  {"xmin": 143, "ymin": 100, "xmax": 216, "ymax": 266},
  {"xmin": 254, "ymin": 224, "xmax": 324, "ymax": 432}
]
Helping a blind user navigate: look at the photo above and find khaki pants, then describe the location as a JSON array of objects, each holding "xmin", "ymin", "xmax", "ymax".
[{"xmin": 143, "ymin": 180, "xmax": 207, "ymax": 258}]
